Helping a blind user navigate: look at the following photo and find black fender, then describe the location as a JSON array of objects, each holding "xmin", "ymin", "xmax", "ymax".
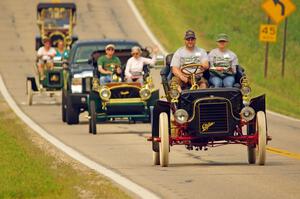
[{"xmin": 26, "ymin": 76, "xmax": 38, "ymax": 91}]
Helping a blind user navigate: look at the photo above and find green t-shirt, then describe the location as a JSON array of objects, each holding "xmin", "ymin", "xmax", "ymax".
[
  {"xmin": 97, "ymin": 55, "xmax": 121, "ymax": 76},
  {"xmin": 55, "ymin": 49, "xmax": 69, "ymax": 59}
]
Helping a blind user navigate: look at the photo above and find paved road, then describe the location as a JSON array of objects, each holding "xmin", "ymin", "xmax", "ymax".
[{"xmin": 0, "ymin": 0, "xmax": 299, "ymax": 198}]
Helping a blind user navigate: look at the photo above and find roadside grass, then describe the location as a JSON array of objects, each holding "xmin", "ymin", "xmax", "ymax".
[
  {"xmin": 0, "ymin": 100, "xmax": 130, "ymax": 199},
  {"xmin": 134, "ymin": 0, "xmax": 300, "ymax": 118}
]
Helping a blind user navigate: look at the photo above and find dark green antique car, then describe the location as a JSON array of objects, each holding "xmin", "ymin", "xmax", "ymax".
[
  {"xmin": 84, "ymin": 42, "xmax": 159, "ymax": 134},
  {"xmin": 26, "ymin": 2, "xmax": 78, "ymax": 105},
  {"xmin": 148, "ymin": 53, "xmax": 272, "ymax": 167}
]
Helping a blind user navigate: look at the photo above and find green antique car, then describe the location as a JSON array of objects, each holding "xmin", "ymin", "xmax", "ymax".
[
  {"xmin": 86, "ymin": 41, "xmax": 160, "ymax": 134},
  {"xmin": 26, "ymin": 2, "xmax": 78, "ymax": 105}
]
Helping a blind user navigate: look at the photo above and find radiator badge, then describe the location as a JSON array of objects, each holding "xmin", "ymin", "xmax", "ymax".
[
  {"xmin": 120, "ymin": 91, "xmax": 130, "ymax": 95},
  {"xmin": 202, "ymin": 122, "xmax": 215, "ymax": 132}
]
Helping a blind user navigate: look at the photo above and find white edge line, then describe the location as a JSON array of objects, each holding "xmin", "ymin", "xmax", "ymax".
[
  {"xmin": 128, "ymin": 0, "xmax": 300, "ymax": 123},
  {"xmin": 127, "ymin": 0, "xmax": 167, "ymax": 55},
  {"xmin": 267, "ymin": 110, "xmax": 300, "ymax": 122},
  {"xmin": 0, "ymin": 75, "xmax": 160, "ymax": 199}
]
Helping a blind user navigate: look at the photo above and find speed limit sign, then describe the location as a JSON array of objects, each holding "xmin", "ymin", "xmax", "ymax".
[{"xmin": 259, "ymin": 24, "xmax": 277, "ymax": 42}]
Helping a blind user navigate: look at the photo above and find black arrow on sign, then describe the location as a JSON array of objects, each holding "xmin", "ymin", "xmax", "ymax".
[{"xmin": 273, "ymin": 0, "xmax": 285, "ymax": 16}]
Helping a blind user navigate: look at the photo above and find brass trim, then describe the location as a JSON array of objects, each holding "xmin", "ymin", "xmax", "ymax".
[{"xmin": 108, "ymin": 98, "xmax": 144, "ymax": 104}]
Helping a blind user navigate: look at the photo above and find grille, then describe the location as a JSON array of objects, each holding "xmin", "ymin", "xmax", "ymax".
[
  {"xmin": 198, "ymin": 102, "xmax": 228, "ymax": 133},
  {"xmin": 110, "ymin": 87, "xmax": 140, "ymax": 99}
]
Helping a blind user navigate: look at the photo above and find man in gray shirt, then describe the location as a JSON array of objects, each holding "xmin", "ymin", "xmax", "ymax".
[
  {"xmin": 171, "ymin": 30, "xmax": 209, "ymax": 89},
  {"xmin": 208, "ymin": 33, "xmax": 238, "ymax": 88}
]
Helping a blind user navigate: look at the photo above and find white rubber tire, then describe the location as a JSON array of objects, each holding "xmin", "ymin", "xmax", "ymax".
[
  {"xmin": 257, "ymin": 111, "xmax": 267, "ymax": 165},
  {"xmin": 159, "ymin": 112, "xmax": 169, "ymax": 167},
  {"xmin": 152, "ymin": 151, "xmax": 160, "ymax": 165},
  {"xmin": 27, "ymin": 80, "xmax": 33, "ymax": 106}
]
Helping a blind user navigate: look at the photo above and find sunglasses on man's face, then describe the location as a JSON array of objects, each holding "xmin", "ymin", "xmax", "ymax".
[
  {"xmin": 186, "ymin": 38, "xmax": 195, "ymax": 41},
  {"xmin": 132, "ymin": 52, "xmax": 139, "ymax": 56},
  {"xmin": 106, "ymin": 48, "xmax": 115, "ymax": 51}
]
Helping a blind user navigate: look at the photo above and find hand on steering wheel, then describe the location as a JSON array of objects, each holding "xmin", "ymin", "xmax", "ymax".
[{"xmin": 180, "ymin": 63, "xmax": 205, "ymax": 76}]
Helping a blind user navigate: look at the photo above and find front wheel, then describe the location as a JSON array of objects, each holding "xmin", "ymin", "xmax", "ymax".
[
  {"xmin": 66, "ymin": 95, "xmax": 79, "ymax": 124},
  {"xmin": 27, "ymin": 80, "xmax": 33, "ymax": 106},
  {"xmin": 89, "ymin": 100, "xmax": 97, "ymax": 134},
  {"xmin": 256, "ymin": 111, "xmax": 267, "ymax": 165},
  {"xmin": 159, "ymin": 112, "xmax": 169, "ymax": 167}
]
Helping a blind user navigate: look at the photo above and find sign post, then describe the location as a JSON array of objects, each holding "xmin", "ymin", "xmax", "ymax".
[{"xmin": 261, "ymin": 0, "xmax": 296, "ymax": 78}]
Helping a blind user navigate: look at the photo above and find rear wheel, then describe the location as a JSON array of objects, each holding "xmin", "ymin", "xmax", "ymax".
[
  {"xmin": 27, "ymin": 80, "xmax": 33, "ymax": 106},
  {"xmin": 257, "ymin": 111, "xmax": 267, "ymax": 165},
  {"xmin": 89, "ymin": 101, "xmax": 97, "ymax": 134},
  {"xmin": 66, "ymin": 95, "xmax": 79, "ymax": 124},
  {"xmin": 152, "ymin": 141, "xmax": 160, "ymax": 165},
  {"xmin": 159, "ymin": 112, "xmax": 169, "ymax": 167}
]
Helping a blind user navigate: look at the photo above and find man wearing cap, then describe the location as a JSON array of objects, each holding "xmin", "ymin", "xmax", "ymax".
[
  {"xmin": 98, "ymin": 44, "xmax": 122, "ymax": 84},
  {"xmin": 171, "ymin": 30, "xmax": 209, "ymax": 89},
  {"xmin": 208, "ymin": 33, "xmax": 238, "ymax": 88},
  {"xmin": 36, "ymin": 38, "xmax": 56, "ymax": 80}
]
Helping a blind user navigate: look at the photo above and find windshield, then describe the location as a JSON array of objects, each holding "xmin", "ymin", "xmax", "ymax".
[
  {"xmin": 41, "ymin": 8, "xmax": 71, "ymax": 28},
  {"xmin": 73, "ymin": 43, "xmax": 139, "ymax": 64}
]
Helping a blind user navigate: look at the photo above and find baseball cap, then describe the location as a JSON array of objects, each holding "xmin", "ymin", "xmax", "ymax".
[
  {"xmin": 184, "ymin": 30, "xmax": 196, "ymax": 39},
  {"xmin": 105, "ymin": 44, "xmax": 115, "ymax": 50},
  {"xmin": 216, "ymin": 33, "xmax": 229, "ymax": 42}
]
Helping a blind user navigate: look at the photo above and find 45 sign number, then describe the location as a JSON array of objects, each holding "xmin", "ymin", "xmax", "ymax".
[{"xmin": 259, "ymin": 24, "xmax": 277, "ymax": 42}]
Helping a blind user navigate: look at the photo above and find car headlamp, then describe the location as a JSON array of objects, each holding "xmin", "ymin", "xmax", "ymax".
[
  {"xmin": 71, "ymin": 78, "xmax": 82, "ymax": 93},
  {"xmin": 140, "ymin": 87, "xmax": 151, "ymax": 100},
  {"xmin": 240, "ymin": 106, "xmax": 255, "ymax": 122},
  {"xmin": 241, "ymin": 86, "xmax": 251, "ymax": 96},
  {"xmin": 99, "ymin": 87, "xmax": 111, "ymax": 101},
  {"xmin": 169, "ymin": 88, "xmax": 180, "ymax": 100},
  {"xmin": 174, "ymin": 109, "xmax": 189, "ymax": 124}
]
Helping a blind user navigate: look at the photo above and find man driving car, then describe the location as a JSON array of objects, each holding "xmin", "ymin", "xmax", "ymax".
[
  {"xmin": 36, "ymin": 38, "xmax": 56, "ymax": 80},
  {"xmin": 171, "ymin": 30, "xmax": 209, "ymax": 90}
]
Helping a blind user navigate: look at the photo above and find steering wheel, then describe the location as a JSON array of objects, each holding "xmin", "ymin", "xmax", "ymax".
[{"xmin": 180, "ymin": 63, "xmax": 205, "ymax": 76}]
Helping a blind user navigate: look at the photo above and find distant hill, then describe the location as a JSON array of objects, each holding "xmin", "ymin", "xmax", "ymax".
[{"xmin": 134, "ymin": 0, "xmax": 300, "ymax": 118}]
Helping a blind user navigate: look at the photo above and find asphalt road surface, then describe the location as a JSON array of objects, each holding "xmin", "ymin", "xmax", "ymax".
[{"xmin": 0, "ymin": 0, "xmax": 299, "ymax": 198}]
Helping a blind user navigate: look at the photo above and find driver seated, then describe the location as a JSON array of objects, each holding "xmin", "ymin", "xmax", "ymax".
[
  {"xmin": 171, "ymin": 30, "xmax": 209, "ymax": 90},
  {"xmin": 97, "ymin": 44, "xmax": 122, "ymax": 84},
  {"xmin": 37, "ymin": 38, "xmax": 56, "ymax": 80},
  {"xmin": 208, "ymin": 33, "xmax": 238, "ymax": 88},
  {"xmin": 125, "ymin": 46, "xmax": 158, "ymax": 84}
]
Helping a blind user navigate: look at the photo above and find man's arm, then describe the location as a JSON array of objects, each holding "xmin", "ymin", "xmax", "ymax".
[
  {"xmin": 98, "ymin": 65, "xmax": 112, "ymax": 75},
  {"xmin": 172, "ymin": 66, "xmax": 188, "ymax": 83}
]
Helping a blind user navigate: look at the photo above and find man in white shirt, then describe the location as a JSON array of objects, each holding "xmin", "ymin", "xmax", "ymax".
[
  {"xmin": 171, "ymin": 30, "xmax": 209, "ymax": 89},
  {"xmin": 125, "ymin": 46, "xmax": 158, "ymax": 84},
  {"xmin": 36, "ymin": 38, "xmax": 56, "ymax": 80}
]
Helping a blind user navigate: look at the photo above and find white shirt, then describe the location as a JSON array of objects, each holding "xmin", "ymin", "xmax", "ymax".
[
  {"xmin": 37, "ymin": 47, "xmax": 56, "ymax": 60},
  {"xmin": 125, "ymin": 56, "xmax": 156, "ymax": 78}
]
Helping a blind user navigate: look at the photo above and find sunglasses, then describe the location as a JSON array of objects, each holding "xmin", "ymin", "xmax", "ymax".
[
  {"xmin": 185, "ymin": 38, "xmax": 195, "ymax": 41},
  {"xmin": 132, "ymin": 52, "xmax": 139, "ymax": 56}
]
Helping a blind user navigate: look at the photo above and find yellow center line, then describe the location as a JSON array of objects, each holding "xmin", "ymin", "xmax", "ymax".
[{"xmin": 267, "ymin": 146, "xmax": 300, "ymax": 160}]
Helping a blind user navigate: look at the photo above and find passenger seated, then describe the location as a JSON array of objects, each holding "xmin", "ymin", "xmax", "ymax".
[
  {"xmin": 125, "ymin": 46, "xmax": 158, "ymax": 84},
  {"xmin": 208, "ymin": 33, "xmax": 238, "ymax": 88},
  {"xmin": 37, "ymin": 38, "xmax": 56, "ymax": 80},
  {"xmin": 55, "ymin": 40, "xmax": 69, "ymax": 60},
  {"xmin": 97, "ymin": 44, "xmax": 122, "ymax": 84}
]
